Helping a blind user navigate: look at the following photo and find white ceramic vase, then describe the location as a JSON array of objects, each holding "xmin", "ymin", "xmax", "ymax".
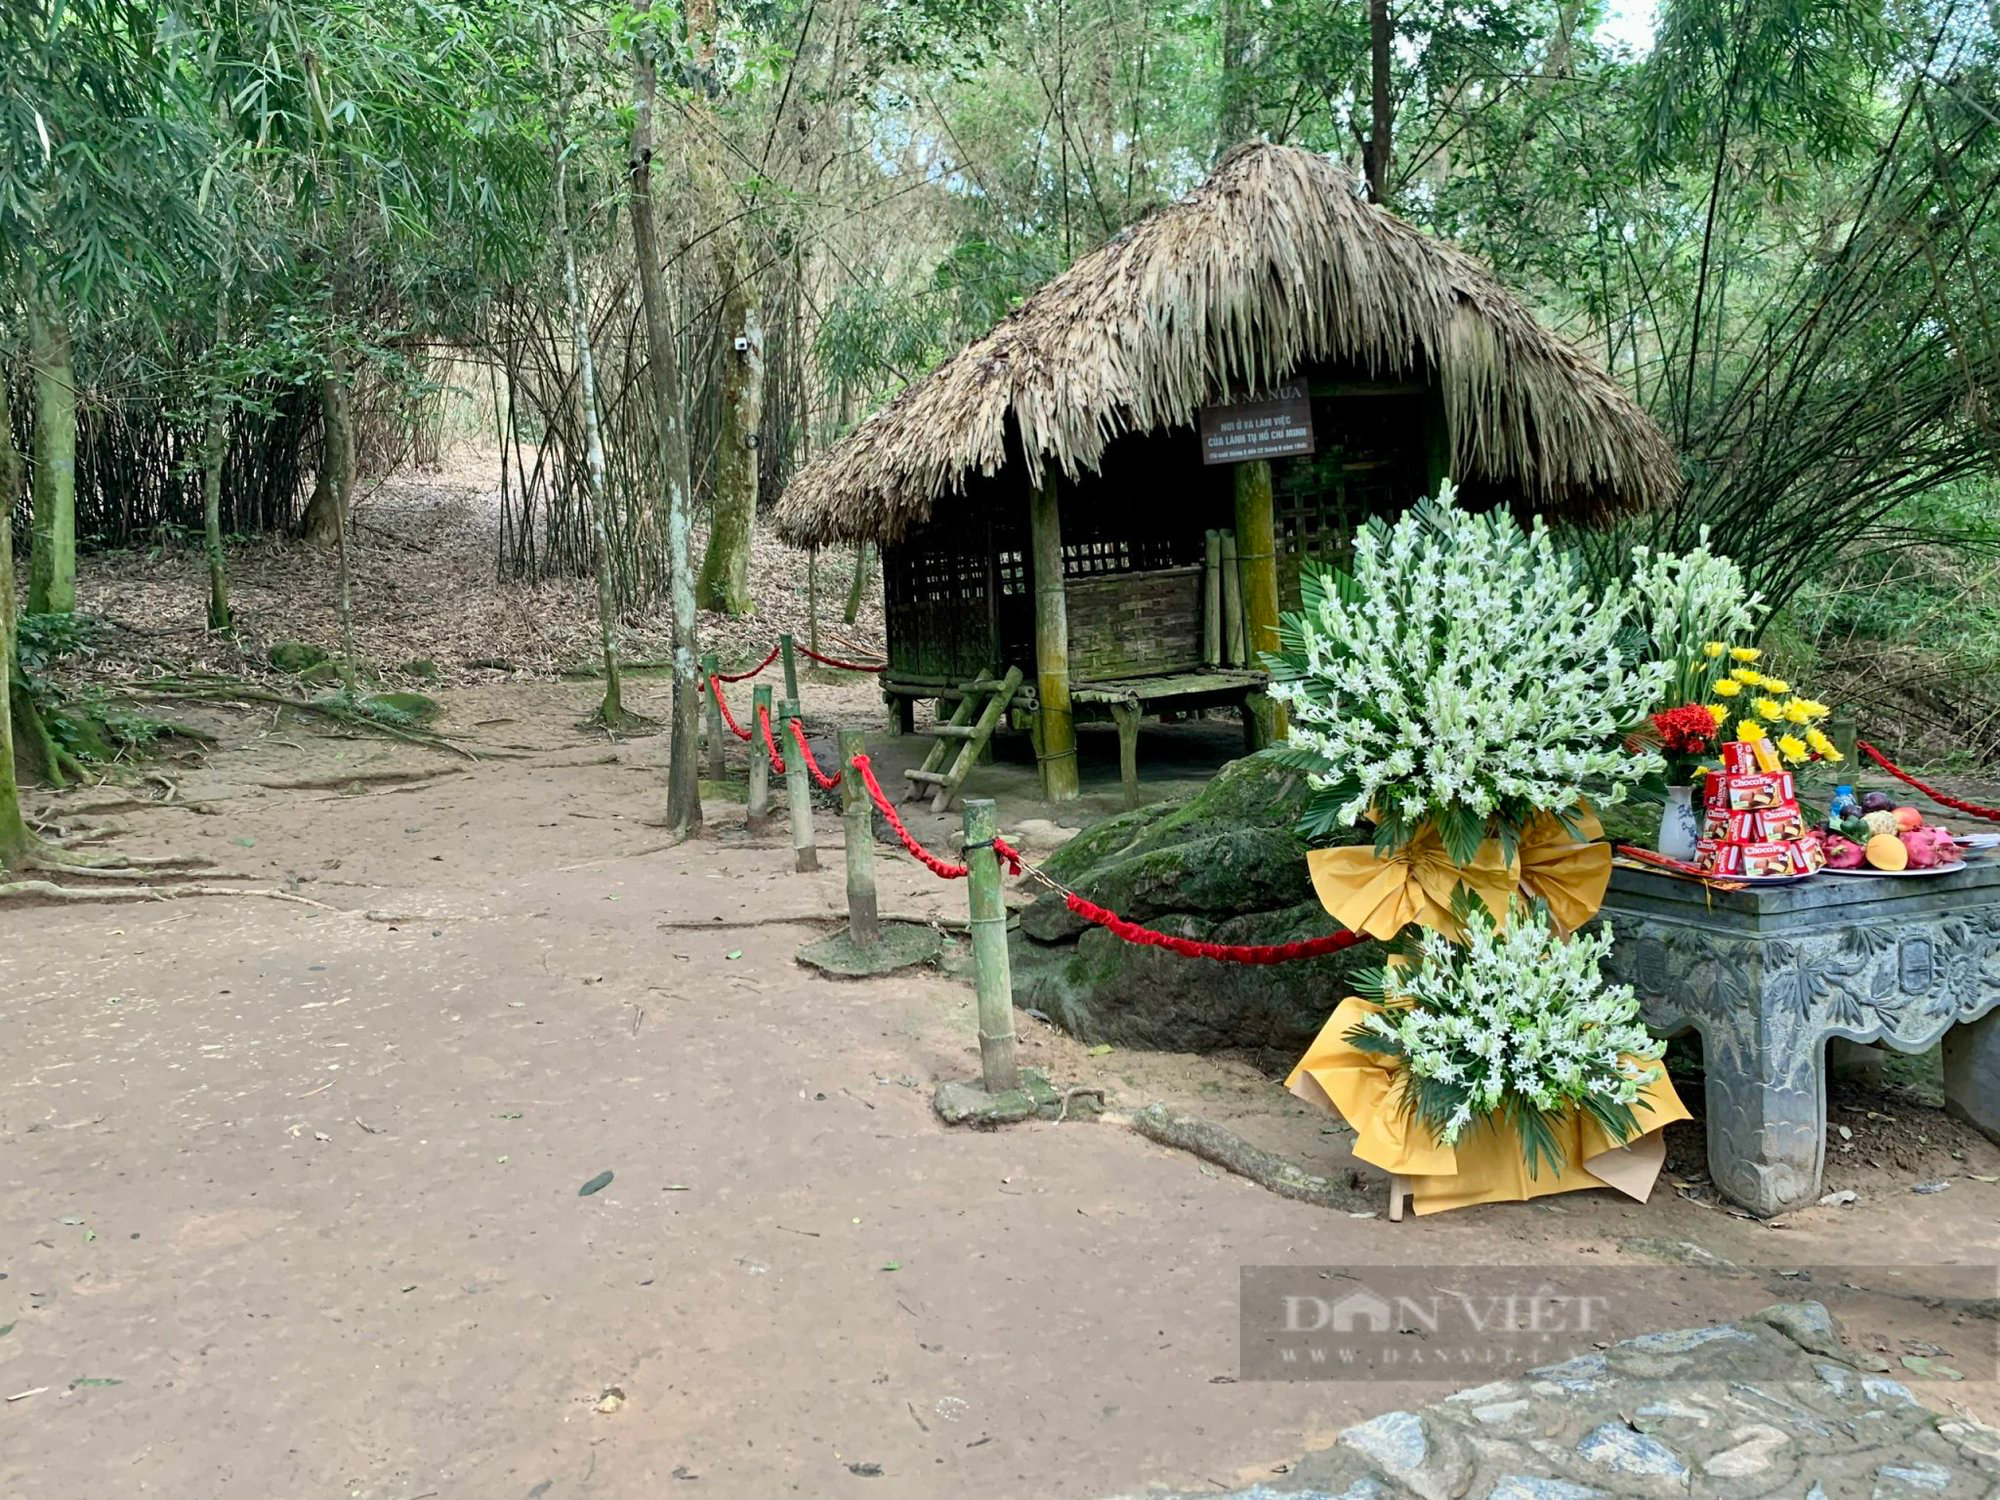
[{"xmin": 1657, "ymin": 784, "xmax": 1701, "ymax": 862}]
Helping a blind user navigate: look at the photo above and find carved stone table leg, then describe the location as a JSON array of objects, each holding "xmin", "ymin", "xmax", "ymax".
[
  {"xmin": 1944, "ymin": 1007, "xmax": 2000, "ymax": 1147},
  {"xmin": 1698, "ymin": 1024, "xmax": 1827, "ymax": 1218}
]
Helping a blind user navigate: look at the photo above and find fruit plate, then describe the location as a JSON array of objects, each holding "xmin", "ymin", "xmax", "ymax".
[{"xmin": 1823, "ymin": 861, "xmax": 1969, "ymax": 879}]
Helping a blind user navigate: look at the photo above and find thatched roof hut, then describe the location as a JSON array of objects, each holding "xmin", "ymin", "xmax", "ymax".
[{"xmin": 776, "ymin": 143, "xmax": 1678, "ymax": 549}]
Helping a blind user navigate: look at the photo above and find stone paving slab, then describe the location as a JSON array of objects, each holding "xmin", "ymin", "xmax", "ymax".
[{"xmin": 1125, "ymin": 1303, "xmax": 2000, "ymax": 1500}]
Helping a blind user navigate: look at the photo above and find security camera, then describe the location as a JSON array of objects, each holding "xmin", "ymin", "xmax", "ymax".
[{"xmin": 733, "ymin": 335, "xmax": 750, "ymax": 353}]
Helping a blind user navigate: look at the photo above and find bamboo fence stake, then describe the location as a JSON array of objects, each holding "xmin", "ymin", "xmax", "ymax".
[
  {"xmin": 780, "ymin": 632, "xmax": 800, "ymax": 705},
  {"xmin": 839, "ymin": 729, "xmax": 879, "ymax": 946},
  {"xmin": 701, "ymin": 651, "xmax": 724, "ymax": 778},
  {"xmin": 963, "ymin": 798, "xmax": 1020, "ymax": 1093},
  {"xmin": 747, "ymin": 683, "xmax": 773, "ymax": 832},
  {"xmin": 1220, "ymin": 529, "xmax": 1245, "ymax": 667},
  {"xmin": 780, "ymin": 698, "xmax": 818, "ymax": 872},
  {"xmin": 1203, "ymin": 529, "xmax": 1222, "ymax": 667}
]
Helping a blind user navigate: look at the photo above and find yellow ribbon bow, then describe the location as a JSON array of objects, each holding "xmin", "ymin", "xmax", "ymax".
[{"xmin": 1304, "ymin": 822, "xmax": 1518, "ymax": 942}]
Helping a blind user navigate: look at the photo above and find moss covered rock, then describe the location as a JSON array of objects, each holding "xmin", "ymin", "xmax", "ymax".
[
  {"xmin": 1010, "ymin": 754, "xmax": 1376, "ymax": 1059},
  {"xmin": 362, "ymin": 691, "xmax": 440, "ymax": 724},
  {"xmin": 268, "ymin": 640, "xmax": 329, "ymax": 674}
]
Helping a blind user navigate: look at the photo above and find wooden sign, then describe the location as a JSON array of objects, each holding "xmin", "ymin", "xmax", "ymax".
[{"xmin": 1198, "ymin": 380, "xmax": 1315, "ymax": 465}]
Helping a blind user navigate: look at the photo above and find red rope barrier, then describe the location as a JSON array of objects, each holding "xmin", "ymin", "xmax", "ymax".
[
  {"xmin": 707, "ymin": 676, "xmax": 753, "ymax": 741},
  {"xmin": 758, "ymin": 704, "xmax": 787, "ymax": 776},
  {"xmin": 849, "ymin": 754, "xmax": 1022, "ymax": 878},
  {"xmin": 1063, "ymin": 893, "xmax": 1364, "ymax": 965},
  {"xmin": 788, "ymin": 718, "xmax": 841, "ymax": 790},
  {"xmin": 797, "ymin": 645, "xmax": 886, "ymax": 673},
  {"xmin": 1858, "ymin": 741, "xmax": 2000, "ymax": 823},
  {"xmin": 713, "ymin": 645, "xmax": 781, "ymax": 683}
]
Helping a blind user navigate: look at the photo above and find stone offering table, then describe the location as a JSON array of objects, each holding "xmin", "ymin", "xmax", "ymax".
[{"xmin": 1598, "ymin": 861, "xmax": 2000, "ymax": 1217}]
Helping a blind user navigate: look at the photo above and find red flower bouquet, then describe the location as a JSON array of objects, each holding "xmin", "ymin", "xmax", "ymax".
[{"xmin": 1649, "ymin": 703, "xmax": 1723, "ymax": 783}]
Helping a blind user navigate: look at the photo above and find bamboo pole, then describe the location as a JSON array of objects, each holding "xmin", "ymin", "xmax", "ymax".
[
  {"xmin": 839, "ymin": 728, "xmax": 879, "ymax": 946},
  {"xmin": 1203, "ymin": 529, "xmax": 1222, "ymax": 668},
  {"xmin": 780, "ymin": 698, "xmax": 818, "ymax": 871},
  {"xmin": 963, "ymin": 798, "xmax": 1020, "ymax": 1093},
  {"xmin": 780, "ymin": 631, "xmax": 800, "ymax": 704},
  {"xmin": 701, "ymin": 651, "xmax": 724, "ymax": 778},
  {"xmin": 747, "ymin": 683, "xmax": 773, "ymax": 832},
  {"xmin": 1029, "ymin": 476, "xmax": 1078, "ymax": 801},
  {"xmin": 1220, "ymin": 529, "xmax": 1245, "ymax": 667},
  {"xmin": 1234, "ymin": 460, "xmax": 1281, "ymax": 667}
]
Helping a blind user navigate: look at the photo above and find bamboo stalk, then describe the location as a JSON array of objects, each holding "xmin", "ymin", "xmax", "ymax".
[
  {"xmin": 780, "ymin": 697, "xmax": 818, "ymax": 872},
  {"xmin": 1029, "ymin": 476, "xmax": 1078, "ymax": 801},
  {"xmin": 963, "ymin": 798, "xmax": 1019, "ymax": 1093},
  {"xmin": 1220, "ymin": 528, "xmax": 1245, "ymax": 667},
  {"xmin": 747, "ymin": 683, "xmax": 773, "ymax": 833},
  {"xmin": 1203, "ymin": 529, "xmax": 1222, "ymax": 668},
  {"xmin": 701, "ymin": 651, "xmax": 724, "ymax": 778},
  {"xmin": 780, "ymin": 632, "xmax": 799, "ymax": 704},
  {"xmin": 839, "ymin": 728, "xmax": 879, "ymax": 946}
]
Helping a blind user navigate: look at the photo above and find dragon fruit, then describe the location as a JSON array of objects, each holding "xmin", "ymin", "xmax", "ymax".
[
  {"xmin": 1822, "ymin": 831, "xmax": 1868, "ymax": 870},
  {"xmin": 1900, "ymin": 826, "xmax": 1958, "ymax": 869}
]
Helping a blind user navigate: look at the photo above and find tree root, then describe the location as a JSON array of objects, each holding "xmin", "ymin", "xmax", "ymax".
[
  {"xmin": 114, "ymin": 680, "xmax": 474, "ymax": 759},
  {"xmin": 1115, "ymin": 1102, "xmax": 1377, "ymax": 1213},
  {"xmin": 0, "ymin": 880, "xmax": 334, "ymax": 908}
]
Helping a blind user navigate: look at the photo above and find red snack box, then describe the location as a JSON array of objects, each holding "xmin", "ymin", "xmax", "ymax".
[
  {"xmin": 1741, "ymin": 840, "xmax": 1816, "ymax": 877},
  {"xmin": 1705, "ymin": 771, "xmax": 1796, "ymax": 813},
  {"xmin": 1701, "ymin": 808, "xmax": 1742, "ymax": 841},
  {"xmin": 1696, "ymin": 839, "xmax": 1743, "ymax": 875},
  {"xmin": 1790, "ymin": 836, "xmax": 1826, "ymax": 873},
  {"xmin": 1721, "ymin": 741, "xmax": 1761, "ymax": 775},
  {"xmin": 1756, "ymin": 805, "xmax": 1805, "ymax": 841}
]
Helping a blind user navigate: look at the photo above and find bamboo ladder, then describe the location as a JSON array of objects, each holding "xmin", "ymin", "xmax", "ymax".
[{"xmin": 900, "ymin": 666, "xmax": 1024, "ymax": 813}]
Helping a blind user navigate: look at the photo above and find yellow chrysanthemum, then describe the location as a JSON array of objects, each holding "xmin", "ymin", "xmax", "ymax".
[
  {"xmin": 1783, "ymin": 700, "xmax": 1815, "ymax": 724},
  {"xmin": 1731, "ymin": 668, "xmax": 1765, "ymax": 686},
  {"xmin": 1795, "ymin": 699, "xmax": 1831, "ymax": 719},
  {"xmin": 1703, "ymin": 642, "xmax": 1727, "ymax": 659},
  {"xmin": 1706, "ymin": 704, "xmax": 1729, "ymax": 725},
  {"xmin": 1754, "ymin": 696, "xmax": 1784, "ymax": 721},
  {"xmin": 1807, "ymin": 727, "xmax": 1843, "ymax": 762},
  {"xmin": 1730, "ymin": 646, "xmax": 1761, "ymax": 662},
  {"xmin": 1777, "ymin": 734, "xmax": 1809, "ymax": 765},
  {"xmin": 1735, "ymin": 720, "xmax": 1768, "ymax": 742},
  {"xmin": 1713, "ymin": 678, "xmax": 1743, "ymax": 698},
  {"xmin": 1762, "ymin": 677, "xmax": 1791, "ymax": 695}
]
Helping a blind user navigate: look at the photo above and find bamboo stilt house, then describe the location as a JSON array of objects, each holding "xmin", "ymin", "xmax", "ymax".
[{"xmin": 775, "ymin": 144, "xmax": 1680, "ymax": 803}]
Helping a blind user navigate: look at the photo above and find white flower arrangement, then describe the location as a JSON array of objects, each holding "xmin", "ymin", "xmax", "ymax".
[
  {"xmin": 1627, "ymin": 529, "xmax": 1766, "ymax": 708},
  {"xmin": 1349, "ymin": 895, "xmax": 1666, "ymax": 1176},
  {"xmin": 1266, "ymin": 483, "xmax": 1670, "ymax": 864}
]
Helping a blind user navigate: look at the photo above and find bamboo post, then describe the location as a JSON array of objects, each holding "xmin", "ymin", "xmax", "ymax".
[
  {"xmin": 1203, "ymin": 529, "xmax": 1222, "ymax": 668},
  {"xmin": 839, "ymin": 728, "xmax": 879, "ymax": 946},
  {"xmin": 780, "ymin": 631, "xmax": 800, "ymax": 705},
  {"xmin": 780, "ymin": 697, "xmax": 818, "ymax": 871},
  {"xmin": 1220, "ymin": 529, "xmax": 1245, "ymax": 667},
  {"xmin": 747, "ymin": 683, "xmax": 773, "ymax": 832},
  {"xmin": 1234, "ymin": 460, "xmax": 1281, "ymax": 667},
  {"xmin": 963, "ymin": 798, "xmax": 1020, "ymax": 1093},
  {"xmin": 701, "ymin": 651, "xmax": 724, "ymax": 778},
  {"xmin": 1830, "ymin": 712, "xmax": 1858, "ymax": 766},
  {"xmin": 1029, "ymin": 475, "xmax": 1079, "ymax": 801}
]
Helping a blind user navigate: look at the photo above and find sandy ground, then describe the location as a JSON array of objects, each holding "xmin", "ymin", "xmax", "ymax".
[{"xmin": 5, "ymin": 674, "xmax": 2000, "ymax": 1500}]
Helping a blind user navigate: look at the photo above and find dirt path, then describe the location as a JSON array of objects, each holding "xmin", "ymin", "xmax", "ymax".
[{"xmin": 4, "ymin": 679, "xmax": 1999, "ymax": 1500}]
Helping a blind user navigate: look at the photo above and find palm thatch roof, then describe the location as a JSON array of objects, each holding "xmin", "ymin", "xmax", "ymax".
[{"xmin": 775, "ymin": 143, "xmax": 1680, "ymax": 547}]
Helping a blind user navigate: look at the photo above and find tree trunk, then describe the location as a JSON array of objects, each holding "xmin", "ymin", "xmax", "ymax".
[
  {"xmin": 301, "ymin": 344, "xmax": 353, "ymax": 544},
  {"xmin": 554, "ymin": 140, "xmax": 624, "ymax": 727},
  {"xmin": 697, "ymin": 221, "xmax": 762, "ymax": 616},
  {"xmin": 1366, "ymin": 0, "xmax": 1394, "ymax": 205},
  {"xmin": 0, "ymin": 374, "xmax": 32, "ymax": 865},
  {"xmin": 1217, "ymin": 0, "xmax": 1260, "ymax": 156},
  {"xmin": 843, "ymin": 540, "xmax": 872, "ymax": 624},
  {"xmin": 201, "ymin": 277, "xmax": 234, "ymax": 632},
  {"xmin": 25, "ymin": 291, "xmax": 76, "ymax": 616},
  {"xmin": 630, "ymin": 0, "xmax": 703, "ymax": 831}
]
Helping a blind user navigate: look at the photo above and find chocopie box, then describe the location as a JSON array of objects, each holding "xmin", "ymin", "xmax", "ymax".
[
  {"xmin": 1721, "ymin": 741, "xmax": 1762, "ymax": 775},
  {"xmin": 1706, "ymin": 771, "xmax": 1795, "ymax": 812},
  {"xmin": 1702, "ymin": 808, "xmax": 1740, "ymax": 840},
  {"xmin": 1696, "ymin": 838, "xmax": 1743, "ymax": 875},
  {"xmin": 1740, "ymin": 840, "xmax": 1803, "ymax": 878},
  {"xmin": 1755, "ymin": 804, "xmax": 1806, "ymax": 841}
]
